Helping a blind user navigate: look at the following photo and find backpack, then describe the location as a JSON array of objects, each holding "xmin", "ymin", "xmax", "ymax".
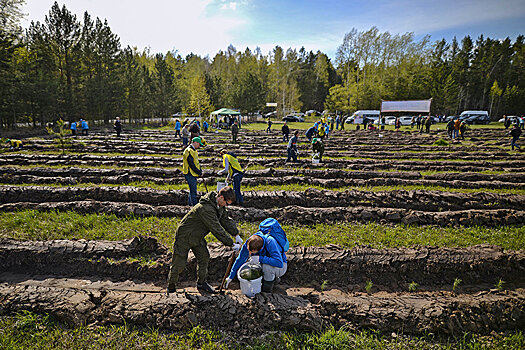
[{"xmin": 258, "ymin": 218, "xmax": 289, "ymax": 252}]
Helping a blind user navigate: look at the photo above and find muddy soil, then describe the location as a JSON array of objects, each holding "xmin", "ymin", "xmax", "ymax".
[
  {"xmin": 1, "ymin": 238, "xmax": 524, "ymax": 335},
  {"xmin": 1, "ymin": 185, "xmax": 523, "ymax": 212}
]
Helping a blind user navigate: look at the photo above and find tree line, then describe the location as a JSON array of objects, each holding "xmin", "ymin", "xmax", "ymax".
[{"xmin": 1, "ymin": 1, "xmax": 524, "ymax": 128}]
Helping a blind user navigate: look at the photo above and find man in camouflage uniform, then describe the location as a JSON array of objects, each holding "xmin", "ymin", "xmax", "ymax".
[{"xmin": 167, "ymin": 186, "xmax": 243, "ymax": 294}]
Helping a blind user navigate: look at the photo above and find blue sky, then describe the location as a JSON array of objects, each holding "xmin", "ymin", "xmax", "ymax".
[{"xmin": 22, "ymin": 0, "xmax": 525, "ymax": 60}]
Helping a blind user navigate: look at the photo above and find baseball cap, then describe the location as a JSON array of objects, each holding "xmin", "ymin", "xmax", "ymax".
[
  {"xmin": 192, "ymin": 136, "xmax": 206, "ymax": 146},
  {"xmin": 312, "ymin": 138, "xmax": 318, "ymax": 144}
]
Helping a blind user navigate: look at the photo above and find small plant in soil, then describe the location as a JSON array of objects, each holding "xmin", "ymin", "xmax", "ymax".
[
  {"xmin": 365, "ymin": 280, "xmax": 373, "ymax": 293},
  {"xmin": 46, "ymin": 119, "xmax": 72, "ymax": 155},
  {"xmin": 453, "ymin": 278, "xmax": 462, "ymax": 293},
  {"xmin": 495, "ymin": 279, "xmax": 505, "ymax": 291},
  {"xmin": 408, "ymin": 281, "xmax": 419, "ymax": 292},
  {"xmin": 320, "ymin": 280, "xmax": 329, "ymax": 292}
]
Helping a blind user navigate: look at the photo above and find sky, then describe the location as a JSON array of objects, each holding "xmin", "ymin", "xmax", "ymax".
[{"xmin": 21, "ymin": 0, "xmax": 525, "ymax": 60}]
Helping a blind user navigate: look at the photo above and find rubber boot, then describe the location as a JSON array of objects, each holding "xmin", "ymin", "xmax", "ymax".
[
  {"xmin": 262, "ymin": 279, "xmax": 275, "ymax": 293},
  {"xmin": 197, "ymin": 282, "xmax": 216, "ymax": 294}
]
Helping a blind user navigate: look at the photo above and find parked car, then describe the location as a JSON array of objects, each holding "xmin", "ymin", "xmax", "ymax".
[
  {"xmin": 305, "ymin": 110, "xmax": 320, "ymax": 116},
  {"xmin": 388, "ymin": 116, "xmax": 413, "ymax": 126},
  {"xmin": 465, "ymin": 115, "xmax": 491, "ymax": 125},
  {"xmin": 498, "ymin": 116, "xmax": 521, "ymax": 124},
  {"xmin": 282, "ymin": 115, "xmax": 305, "ymax": 122},
  {"xmin": 383, "ymin": 116, "xmax": 396, "ymax": 125}
]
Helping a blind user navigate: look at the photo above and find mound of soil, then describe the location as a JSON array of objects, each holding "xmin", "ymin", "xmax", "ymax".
[{"xmin": 1, "ymin": 238, "xmax": 524, "ymax": 335}]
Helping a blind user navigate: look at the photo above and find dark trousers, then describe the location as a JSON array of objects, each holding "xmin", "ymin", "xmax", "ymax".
[
  {"xmin": 511, "ymin": 136, "xmax": 520, "ymax": 150},
  {"xmin": 81, "ymin": 129, "xmax": 88, "ymax": 136},
  {"xmin": 283, "ymin": 133, "xmax": 289, "ymax": 142},
  {"xmin": 182, "ymin": 137, "xmax": 188, "ymax": 146},
  {"xmin": 167, "ymin": 238, "xmax": 210, "ymax": 288},
  {"xmin": 184, "ymin": 173, "xmax": 198, "ymax": 206},
  {"xmin": 233, "ymin": 173, "xmax": 244, "ymax": 205},
  {"xmin": 71, "ymin": 129, "xmax": 76, "ymax": 135},
  {"xmin": 286, "ymin": 148, "xmax": 297, "ymax": 162},
  {"xmin": 175, "ymin": 130, "xmax": 181, "ymax": 138}
]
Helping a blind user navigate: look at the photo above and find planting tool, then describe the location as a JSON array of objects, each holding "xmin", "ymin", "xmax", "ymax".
[{"xmin": 218, "ymin": 250, "xmax": 237, "ymax": 294}]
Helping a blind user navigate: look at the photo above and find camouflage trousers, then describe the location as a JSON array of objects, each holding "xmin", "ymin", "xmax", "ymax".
[{"xmin": 167, "ymin": 238, "xmax": 210, "ymax": 289}]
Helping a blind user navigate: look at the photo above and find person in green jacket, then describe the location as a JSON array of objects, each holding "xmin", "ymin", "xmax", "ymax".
[
  {"xmin": 312, "ymin": 137, "xmax": 324, "ymax": 162},
  {"xmin": 166, "ymin": 186, "xmax": 243, "ymax": 294}
]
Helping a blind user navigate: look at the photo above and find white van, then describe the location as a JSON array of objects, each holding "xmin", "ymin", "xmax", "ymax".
[
  {"xmin": 459, "ymin": 110, "xmax": 489, "ymax": 119},
  {"xmin": 345, "ymin": 110, "xmax": 381, "ymax": 124}
]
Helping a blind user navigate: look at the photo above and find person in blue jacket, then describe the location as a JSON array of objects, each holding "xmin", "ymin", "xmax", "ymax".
[
  {"xmin": 224, "ymin": 219, "xmax": 288, "ymax": 293},
  {"xmin": 305, "ymin": 125, "xmax": 317, "ymax": 142},
  {"xmin": 70, "ymin": 121, "xmax": 77, "ymax": 136},
  {"xmin": 80, "ymin": 118, "xmax": 89, "ymax": 136},
  {"xmin": 174, "ymin": 119, "xmax": 182, "ymax": 138}
]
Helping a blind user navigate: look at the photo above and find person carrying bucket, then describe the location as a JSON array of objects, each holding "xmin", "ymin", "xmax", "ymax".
[
  {"xmin": 224, "ymin": 218, "xmax": 289, "ymax": 293},
  {"xmin": 217, "ymin": 149, "xmax": 244, "ymax": 206}
]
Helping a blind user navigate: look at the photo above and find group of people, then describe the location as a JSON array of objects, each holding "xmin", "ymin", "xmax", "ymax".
[
  {"xmin": 286, "ymin": 118, "xmax": 331, "ymax": 163},
  {"xmin": 70, "ymin": 118, "xmax": 90, "ymax": 136},
  {"xmin": 166, "ymin": 185, "xmax": 287, "ymax": 295},
  {"xmin": 446, "ymin": 118, "xmax": 467, "ymax": 139},
  {"xmin": 175, "ymin": 119, "xmax": 211, "ymax": 146},
  {"xmin": 182, "ymin": 136, "xmax": 244, "ymax": 207}
]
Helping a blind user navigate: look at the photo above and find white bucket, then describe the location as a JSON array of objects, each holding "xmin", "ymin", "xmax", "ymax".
[
  {"xmin": 237, "ymin": 262, "xmax": 262, "ymax": 297},
  {"xmin": 312, "ymin": 158, "xmax": 320, "ymax": 164},
  {"xmin": 216, "ymin": 181, "xmax": 227, "ymax": 192}
]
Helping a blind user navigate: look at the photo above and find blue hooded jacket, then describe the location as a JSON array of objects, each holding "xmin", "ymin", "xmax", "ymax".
[{"xmin": 228, "ymin": 232, "xmax": 286, "ymax": 280}]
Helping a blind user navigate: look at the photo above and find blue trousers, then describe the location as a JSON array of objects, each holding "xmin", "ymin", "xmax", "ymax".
[
  {"xmin": 232, "ymin": 173, "xmax": 244, "ymax": 206},
  {"xmin": 184, "ymin": 174, "xmax": 198, "ymax": 206},
  {"xmin": 287, "ymin": 148, "xmax": 297, "ymax": 162}
]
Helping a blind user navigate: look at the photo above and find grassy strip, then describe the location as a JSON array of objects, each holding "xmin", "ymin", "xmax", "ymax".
[
  {"xmin": 4, "ymin": 181, "xmax": 524, "ymax": 195},
  {"xmin": 0, "ymin": 312, "xmax": 523, "ymax": 349},
  {"xmin": 1, "ymin": 211, "xmax": 524, "ymax": 250}
]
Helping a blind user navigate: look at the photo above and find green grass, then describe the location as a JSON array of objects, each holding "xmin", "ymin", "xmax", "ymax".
[
  {"xmin": 4, "ymin": 181, "xmax": 524, "ymax": 195},
  {"xmin": 1, "ymin": 312, "xmax": 523, "ymax": 349},
  {"xmin": 1, "ymin": 211, "xmax": 524, "ymax": 250}
]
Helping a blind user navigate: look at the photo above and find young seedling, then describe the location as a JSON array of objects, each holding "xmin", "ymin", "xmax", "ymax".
[
  {"xmin": 365, "ymin": 280, "xmax": 373, "ymax": 293},
  {"xmin": 408, "ymin": 281, "xmax": 419, "ymax": 292},
  {"xmin": 495, "ymin": 279, "xmax": 505, "ymax": 291},
  {"xmin": 452, "ymin": 278, "xmax": 462, "ymax": 293},
  {"xmin": 321, "ymin": 280, "xmax": 329, "ymax": 292}
]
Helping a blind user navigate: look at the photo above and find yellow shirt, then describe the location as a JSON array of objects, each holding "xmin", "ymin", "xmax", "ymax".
[{"xmin": 182, "ymin": 145, "xmax": 201, "ymax": 176}]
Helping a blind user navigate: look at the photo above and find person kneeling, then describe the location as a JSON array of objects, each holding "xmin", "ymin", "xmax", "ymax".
[{"xmin": 225, "ymin": 221, "xmax": 288, "ymax": 293}]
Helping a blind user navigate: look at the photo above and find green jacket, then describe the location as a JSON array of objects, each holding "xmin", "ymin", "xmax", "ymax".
[{"xmin": 175, "ymin": 191, "xmax": 238, "ymax": 246}]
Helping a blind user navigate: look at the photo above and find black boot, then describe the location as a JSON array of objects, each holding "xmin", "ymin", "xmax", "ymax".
[
  {"xmin": 197, "ymin": 282, "xmax": 216, "ymax": 294},
  {"xmin": 166, "ymin": 286, "xmax": 176, "ymax": 295},
  {"xmin": 262, "ymin": 279, "xmax": 275, "ymax": 293}
]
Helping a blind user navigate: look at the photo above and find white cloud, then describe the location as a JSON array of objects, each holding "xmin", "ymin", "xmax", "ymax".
[
  {"xmin": 221, "ymin": 2, "xmax": 237, "ymax": 10},
  {"xmin": 21, "ymin": 0, "xmax": 248, "ymax": 56}
]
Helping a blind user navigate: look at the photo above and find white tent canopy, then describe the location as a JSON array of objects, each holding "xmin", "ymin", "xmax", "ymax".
[{"xmin": 381, "ymin": 99, "xmax": 432, "ymax": 113}]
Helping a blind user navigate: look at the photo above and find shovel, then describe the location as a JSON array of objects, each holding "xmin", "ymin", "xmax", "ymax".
[{"xmin": 218, "ymin": 250, "xmax": 237, "ymax": 294}]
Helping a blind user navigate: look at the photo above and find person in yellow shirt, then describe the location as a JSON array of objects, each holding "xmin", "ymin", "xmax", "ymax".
[
  {"xmin": 183, "ymin": 137, "xmax": 206, "ymax": 206},
  {"xmin": 217, "ymin": 149, "xmax": 244, "ymax": 206},
  {"xmin": 6, "ymin": 139, "xmax": 23, "ymax": 150}
]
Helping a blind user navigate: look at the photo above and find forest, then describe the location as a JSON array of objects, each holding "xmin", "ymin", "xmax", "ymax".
[{"xmin": 1, "ymin": 1, "xmax": 524, "ymax": 128}]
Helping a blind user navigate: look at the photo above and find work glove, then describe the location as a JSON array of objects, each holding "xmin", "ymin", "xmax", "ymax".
[
  {"xmin": 232, "ymin": 243, "xmax": 241, "ymax": 251},
  {"xmin": 235, "ymin": 235, "xmax": 243, "ymax": 245},
  {"xmin": 249, "ymin": 255, "xmax": 260, "ymax": 264},
  {"xmin": 224, "ymin": 277, "xmax": 232, "ymax": 289}
]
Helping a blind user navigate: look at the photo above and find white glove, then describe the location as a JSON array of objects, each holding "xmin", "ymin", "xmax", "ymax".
[
  {"xmin": 224, "ymin": 277, "xmax": 232, "ymax": 289},
  {"xmin": 235, "ymin": 235, "xmax": 243, "ymax": 245},
  {"xmin": 249, "ymin": 255, "xmax": 260, "ymax": 264},
  {"xmin": 232, "ymin": 243, "xmax": 241, "ymax": 251}
]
